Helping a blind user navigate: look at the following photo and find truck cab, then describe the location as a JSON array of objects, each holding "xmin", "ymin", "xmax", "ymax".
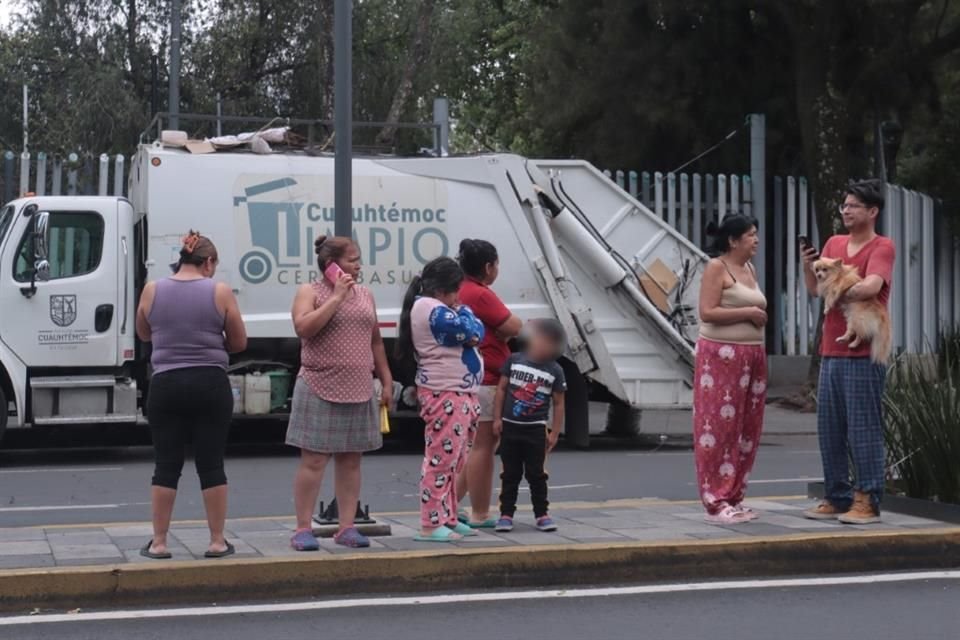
[{"xmin": 0, "ymin": 197, "xmax": 139, "ymax": 435}]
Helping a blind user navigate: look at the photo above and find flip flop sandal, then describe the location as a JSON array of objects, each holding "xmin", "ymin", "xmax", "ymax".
[
  {"xmin": 139, "ymin": 540, "xmax": 172, "ymax": 560},
  {"xmin": 204, "ymin": 541, "xmax": 236, "ymax": 558},
  {"xmin": 413, "ymin": 526, "xmax": 463, "ymax": 543},
  {"xmin": 450, "ymin": 521, "xmax": 478, "ymax": 537}
]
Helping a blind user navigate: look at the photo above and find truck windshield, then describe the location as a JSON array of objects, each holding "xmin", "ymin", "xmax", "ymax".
[{"xmin": 0, "ymin": 205, "xmax": 12, "ymax": 244}]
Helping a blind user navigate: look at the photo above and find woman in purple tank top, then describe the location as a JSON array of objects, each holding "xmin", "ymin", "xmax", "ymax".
[{"xmin": 135, "ymin": 231, "xmax": 247, "ymax": 559}]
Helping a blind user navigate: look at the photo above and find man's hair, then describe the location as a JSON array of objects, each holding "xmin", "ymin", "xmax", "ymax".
[{"xmin": 844, "ymin": 179, "xmax": 885, "ymax": 212}]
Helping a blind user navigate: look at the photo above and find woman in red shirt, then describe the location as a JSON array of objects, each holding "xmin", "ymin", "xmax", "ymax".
[{"xmin": 456, "ymin": 239, "xmax": 523, "ymax": 527}]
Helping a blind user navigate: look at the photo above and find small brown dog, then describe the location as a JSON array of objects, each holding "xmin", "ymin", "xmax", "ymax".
[{"xmin": 813, "ymin": 257, "xmax": 892, "ymax": 365}]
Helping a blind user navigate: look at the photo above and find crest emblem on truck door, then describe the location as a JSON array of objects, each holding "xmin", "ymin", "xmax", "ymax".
[{"xmin": 49, "ymin": 295, "xmax": 78, "ymax": 327}]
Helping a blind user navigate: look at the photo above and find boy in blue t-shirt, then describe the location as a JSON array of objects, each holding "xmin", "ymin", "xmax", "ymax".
[{"xmin": 492, "ymin": 318, "xmax": 567, "ymax": 532}]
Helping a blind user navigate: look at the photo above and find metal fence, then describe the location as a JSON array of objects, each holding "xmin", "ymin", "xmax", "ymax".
[
  {"xmin": 606, "ymin": 169, "xmax": 960, "ymax": 355},
  {"xmin": 1, "ymin": 151, "xmax": 127, "ymax": 203}
]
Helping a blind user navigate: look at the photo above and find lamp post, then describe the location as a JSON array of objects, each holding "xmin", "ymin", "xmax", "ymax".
[{"xmin": 334, "ymin": 0, "xmax": 353, "ymax": 238}]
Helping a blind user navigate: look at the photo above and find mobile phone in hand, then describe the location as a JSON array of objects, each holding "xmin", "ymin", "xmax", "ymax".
[
  {"xmin": 324, "ymin": 262, "xmax": 346, "ymax": 284},
  {"xmin": 798, "ymin": 235, "xmax": 819, "ymax": 259}
]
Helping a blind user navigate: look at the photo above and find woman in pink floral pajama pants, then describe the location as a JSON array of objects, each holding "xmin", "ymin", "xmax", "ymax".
[
  {"xmin": 693, "ymin": 340, "xmax": 767, "ymax": 518},
  {"xmin": 695, "ymin": 214, "xmax": 768, "ymax": 524}
]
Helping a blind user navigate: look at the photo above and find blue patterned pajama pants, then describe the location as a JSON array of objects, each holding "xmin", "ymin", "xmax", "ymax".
[{"xmin": 817, "ymin": 357, "xmax": 887, "ymax": 509}]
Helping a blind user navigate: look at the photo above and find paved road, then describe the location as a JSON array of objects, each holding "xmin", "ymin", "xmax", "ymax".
[
  {"xmin": 0, "ymin": 432, "xmax": 821, "ymax": 528},
  {"xmin": 3, "ymin": 573, "xmax": 958, "ymax": 639},
  {"xmin": 0, "ymin": 402, "xmax": 820, "ymax": 527}
]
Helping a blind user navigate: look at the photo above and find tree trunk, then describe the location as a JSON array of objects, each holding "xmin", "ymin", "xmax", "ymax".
[
  {"xmin": 126, "ymin": 0, "xmax": 144, "ymax": 97},
  {"xmin": 790, "ymin": 18, "xmax": 850, "ymax": 405},
  {"xmin": 316, "ymin": 0, "xmax": 335, "ymax": 121},
  {"xmin": 375, "ymin": 0, "xmax": 437, "ymax": 146}
]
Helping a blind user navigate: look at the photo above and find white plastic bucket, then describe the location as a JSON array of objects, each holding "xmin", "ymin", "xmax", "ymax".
[
  {"xmin": 228, "ymin": 375, "xmax": 245, "ymax": 415},
  {"xmin": 244, "ymin": 373, "xmax": 272, "ymax": 415}
]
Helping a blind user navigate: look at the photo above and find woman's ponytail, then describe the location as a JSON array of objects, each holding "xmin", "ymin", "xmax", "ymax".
[{"xmin": 395, "ymin": 275, "xmax": 424, "ymax": 361}]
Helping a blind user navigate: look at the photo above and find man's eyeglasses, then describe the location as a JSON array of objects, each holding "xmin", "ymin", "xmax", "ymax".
[{"xmin": 838, "ymin": 203, "xmax": 869, "ymax": 213}]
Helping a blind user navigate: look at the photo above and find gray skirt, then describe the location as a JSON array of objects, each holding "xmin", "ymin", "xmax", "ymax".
[{"xmin": 285, "ymin": 378, "xmax": 382, "ymax": 453}]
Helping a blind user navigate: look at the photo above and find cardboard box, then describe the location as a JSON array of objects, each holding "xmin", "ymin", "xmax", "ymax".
[{"xmin": 638, "ymin": 258, "xmax": 678, "ymax": 313}]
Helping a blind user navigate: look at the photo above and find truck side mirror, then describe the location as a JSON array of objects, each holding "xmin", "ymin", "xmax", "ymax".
[
  {"xmin": 33, "ymin": 211, "xmax": 51, "ymax": 282},
  {"xmin": 20, "ymin": 210, "xmax": 51, "ymax": 298}
]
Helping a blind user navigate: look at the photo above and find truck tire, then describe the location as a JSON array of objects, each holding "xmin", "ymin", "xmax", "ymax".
[{"xmin": 560, "ymin": 359, "xmax": 589, "ymax": 449}]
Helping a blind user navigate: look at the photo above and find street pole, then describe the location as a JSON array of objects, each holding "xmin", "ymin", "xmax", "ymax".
[
  {"xmin": 749, "ymin": 114, "xmax": 766, "ymax": 283},
  {"xmin": 432, "ymin": 97, "xmax": 449, "ymax": 157},
  {"xmin": 169, "ymin": 0, "xmax": 182, "ymax": 130},
  {"xmin": 749, "ymin": 114, "xmax": 767, "ymax": 346},
  {"xmin": 21, "ymin": 84, "xmax": 28, "ymax": 153},
  {"xmin": 334, "ymin": 0, "xmax": 353, "ymax": 238}
]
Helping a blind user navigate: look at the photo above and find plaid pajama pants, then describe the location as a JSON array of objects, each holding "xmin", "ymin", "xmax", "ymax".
[{"xmin": 817, "ymin": 357, "xmax": 887, "ymax": 509}]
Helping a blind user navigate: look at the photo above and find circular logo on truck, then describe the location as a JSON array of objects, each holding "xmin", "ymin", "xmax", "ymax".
[{"xmin": 239, "ymin": 250, "xmax": 273, "ymax": 284}]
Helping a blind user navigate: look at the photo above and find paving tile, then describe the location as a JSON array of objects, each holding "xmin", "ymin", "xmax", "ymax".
[
  {"xmin": 375, "ymin": 537, "xmax": 453, "ymax": 551},
  {"xmin": 39, "ymin": 526, "xmax": 97, "ymax": 535},
  {"xmin": 757, "ymin": 514, "xmax": 840, "ymax": 530},
  {"xmin": 493, "ymin": 531, "xmax": 569, "ymax": 546},
  {"xmin": 225, "ymin": 519, "xmax": 290, "ymax": 533},
  {"xmin": 56, "ymin": 558, "xmax": 125, "ymax": 567},
  {"xmin": 715, "ymin": 523, "xmax": 797, "ymax": 537},
  {"xmin": 50, "ymin": 544, "xmax": 123, "ymax": 561},
  {"xmin": 684, "ymin": 530, "xmax": 750, "ymax": 540},
  {"xmin": 111, "ymin": 535, "xmax": 155, "ymax": 551},
  {"xmin": 376, "ymin": 524, "xmax": 418, "ymax": 538},
  {"xmin": 611, "ymin": 528, "xmax": 679, "ymax": 542},
  {"xmin": 741, "ymin": 499, "xmax": 805, "ymax": 512},
  {"xmin": 0, "ymin": 528, "xmax": 48, "ymax": 542},
  {"xmin": 44, "ymin": 531, "xmax": 112, "ymax": 545},
  {"xmin": 244, "ymin": 541, "xmax": 304, "ymax": 557},
  {"xmin": 879, "ymin": 514, "xmax": 948, "ymax": 527},
  {"xmin": 104, "ymin": 525, "xmax": 155, "ymax": 538},
  {"xmin": 452, "ymin": 538, "xmax": 511, "ymax": 548},
  {"xmin": 564, "ymin": 517, "xmax": 658, "ymax": 530},
  {"xmin": 0, "ymin": 554, "xmax": 56, "ymax": 569},
  {"xmin": 0, "ymin": 540, "xmax": 51, "ymax": 556},
  {"xmin": 555, "ymin": 525, "xmax": 626, "ymax": 540}
]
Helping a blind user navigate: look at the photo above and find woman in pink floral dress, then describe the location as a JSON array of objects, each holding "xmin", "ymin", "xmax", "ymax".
[{"xmin": 694, "ymin": 215, "xmax": 768, "ymax": 524}]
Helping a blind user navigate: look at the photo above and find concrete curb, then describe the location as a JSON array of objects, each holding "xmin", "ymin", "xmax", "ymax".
[{"xmin": 1, "ymin": 527, "xmax": 959, "ymax": 613}]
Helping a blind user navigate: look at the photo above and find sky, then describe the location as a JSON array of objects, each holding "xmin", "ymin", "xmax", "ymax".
[{"xmin": 0, "ymin": 1, "xmax": 15, "ymax": 29}]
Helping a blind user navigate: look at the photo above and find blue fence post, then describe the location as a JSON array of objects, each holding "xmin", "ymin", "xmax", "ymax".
[
  {"xmin": 641, "ymin": 172, "xmax": 651, "ymax": 209},
  {"xmin": 628, "ymin": 170, "xmax": 638, "ymax": 198},
  {"xmin": 615, "ymin": 169, "xmax": 625, "ymax": 190}
]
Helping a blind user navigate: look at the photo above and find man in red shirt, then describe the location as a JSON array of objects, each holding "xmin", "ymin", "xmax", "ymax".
[
  {"xmin": 801, "ymin": 179, "xmax": 895, "ymax": 525},
  {"xmin": 456, "ymin": 239, "xmax": 523, "ymax": 527}
]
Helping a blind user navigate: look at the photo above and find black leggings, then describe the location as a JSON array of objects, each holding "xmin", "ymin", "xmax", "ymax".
[{"xmin": 147, "ymin": 367, "xmax": 233, "ymax": 490}]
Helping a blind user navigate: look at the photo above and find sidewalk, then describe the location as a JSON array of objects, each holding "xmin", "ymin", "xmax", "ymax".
[
  {"xmin": 2, "ymin": 497, "xmax": 958, "ymax": 613},
  {"xmin": 0, "ymin": 496, "xmax": 949, "ymax": 569}
]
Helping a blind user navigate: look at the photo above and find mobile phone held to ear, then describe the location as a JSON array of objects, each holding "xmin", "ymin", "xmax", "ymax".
[
  {"xmin": 798, "ymin": 235, "xmax": 819, "ymax": 259},
  {"xmin": 324, "ymin": 261, "xmax": 346, "ymax": 284}
]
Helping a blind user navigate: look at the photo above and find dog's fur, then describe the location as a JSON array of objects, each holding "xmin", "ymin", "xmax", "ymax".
[{"xmin": 813, "ymin": 257, "xmax": 891, "ymax": 365}]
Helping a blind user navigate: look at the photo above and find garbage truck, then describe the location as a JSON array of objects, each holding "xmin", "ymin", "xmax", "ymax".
[{"xmin": 0, "ymin": 139, "xmax": 707, "ymax": 445}]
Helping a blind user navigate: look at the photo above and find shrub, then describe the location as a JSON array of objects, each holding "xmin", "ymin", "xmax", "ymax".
[{"xmin": 883, "ymin": 328, "xmax": 960, "ymax": 504}]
